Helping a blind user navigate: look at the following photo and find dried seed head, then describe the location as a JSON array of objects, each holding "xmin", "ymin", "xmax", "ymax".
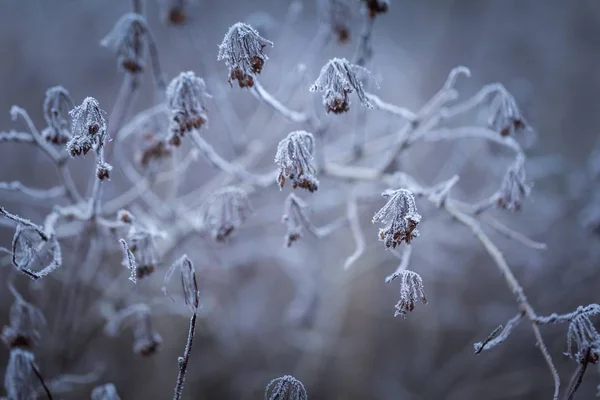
[
  {"xmin": 96, "ymin": 161, "xmax": 113, "ymax": 181},
  {"xmin": 67, "ymin": 97, "xmax": 108, "ymax": 157},
  {"xmin": 160, "ymin": 0, "xmax": 188, "ymax": 25},
  {"xmin": 11, "ymin": 224, "xmax": 62, "ymax": 281},
  {"xmin": 217, "ymin": 22, "xmax": 273, "ymax": 88},
  {"xmin": 275, "ymin": 131, "xmax": 319, "ymax": 192},
  {"xmin": 265, "ymin": 375, "xmax": 308, "ymax": 400},
  {"xmin": 318, "ymin": 0, "xmax": 353, "ymax": 43},
  {"xmin": 4, "ymin": 348, "xmax": 37, "ymax": 400},
  {"xmin": 372, "ymin": 189, "xmax": 421, "ymax": 248},
  {"xmin": 138, "ymin": 132, "xmax": 172, "ymax": 167},
  {"xmin": 495, "ymin": 155, "xmax": 531, "ymax": 211},
  {"xmin": 566, "ymin": 314, "xmax": 600, "ymax": 363},
  {"xmin": 310, "ymin": 58, "xmax": 374, "ymax": 114},
  {"xmin": 166, "ymin": 71, "xmax": 210, "ymax": 146},
  {"xmin": 1, "ymin": 286, "xmax": 45, "ymax": 350},
  {"xmin": 126, "ymin": 226, "xmax": 159, "ymax": 280},
  {"xmin": 41, "ymin": 86, "xmax": 73, "ymax": 145},
  {"xmin": 91, "ymin": 383, "xmax": 121, "ymax": 400},
  {"xmin": 101, "ymin": 13, "xmax": 149, "ymax": 74},
  {"xmin": 117, "ymin": 209, "xmax": 135, "ymax": 224},
  {"xmin": 387, "ymin": 269, "xmax": 427, "ymax": 318},
  {"xmin": 163, "ymin": 255, "xmax": 199, "ymax": 314},
  {"xmin": 198, "ymin": 186, "xmax": 252, "ymax": 241},
  {"xmin": 363, "ymin": 0, "xmax": 389, "ymax": 18},
  {"xmin": 488, "ymin": 87, "xmax": 528, "ymax": 137},
  {"xmin": 103, "ymin": 303, "xmax": 162, "ymax": 356}
]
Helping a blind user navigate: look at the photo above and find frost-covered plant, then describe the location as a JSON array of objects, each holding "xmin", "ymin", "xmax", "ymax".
[
  {"xmin": 101, "ymin": 13, "xmax": 150, "ymax": 74},
  {"xmin": 91, "ymin": 383, "xmax": 121, "ymax": 400},
  {"xmin": 1, "ymin": 285, "xmax": 45, "ymax": 350},
  {"xmin": 4, "ymin": 348, "xmax": 39, "ymax": 400},
  {"xmin": 310, "ymin": 58, "xmax": 374, "ymax": 114},
  {"xmin": 488, "ymin": 86, "xmax": 528, "ymax": 137},
  {"xmin": 494, "ymin": 154, "xmax": 531, "ymax": 211},
  {"xmin": 217, "ymin": 22, "xmax": 273, "ymax": 88},
  {"xmin": 104, "ymin": 304, "xmax": 163, "ymax": 357},
  {"xmin": 197, "ymin": 186, "xmax": 252, "ymax": 241},
  {"xmin": 318, "ymin": 0, "xmax": 353, "ymax": 43},
  {"xmin": 386, "ymin": 269, "xmax": 427, "ymax": 318},
  {"xmin": 265, "ymin": 375, "xmax": 308, "ymax": 400},
  {"xmin": 41, "ymin": 86, "xmax": 73, "ymax": 145},
  {"xmin": 67, "ymin": 97, "xmax": 108, "ymax": 158},
  {"xmin": 275, "ymin": 131, "xmax": 318, "ymax": 192},
  {"xmin": 372, "ymin": 189, "xmax": 421, "ymax": 248}
]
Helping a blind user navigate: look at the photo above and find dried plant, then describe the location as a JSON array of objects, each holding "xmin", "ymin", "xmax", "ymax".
[
  {"xmin": 264, "ymin": 375, "xmax": 308, "ymax": 400},
  {"xmin": 275, "ymin": 131, "xmax": 319, "ymax": 192}
]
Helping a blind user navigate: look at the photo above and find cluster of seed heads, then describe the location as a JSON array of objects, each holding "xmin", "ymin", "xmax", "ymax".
[
  {"xmin": 372, "ymin": 189, "xmax": 422, "ymax": 249},
  {"xmin": 66, "ymin": 97, "xmax": 108, "ymax": 158},
  {"xmin": 495, "ymin": 154, "xmax": 531, "ymax": 211},
  {"xmin": 41, "ymin": 86, "xmax": 73, "ymax": 145},
  {"xmin": 275, "ymin": 131, "xmax": 319, "ymax": 192},
  {"xmin": 101, "ymin": 13, "xmax": 150, "ymax": 74},
  {"xmin": 488, "ymin": 86, "xmax": 528, "ymax": 137},
  {"xmin": 198, "ymin": 186, "xmax": 252, "ymax": 242},
  {"xmin": 387, "ymin": 269, "xmax": 427, "ymax": 317},
  {"xmin": 265, "ymin": 375, "xmax": 308, "ymax": 400},
  {"xmin": 318, "ymin": 0, "xmax": 353, "ymax": 43}
]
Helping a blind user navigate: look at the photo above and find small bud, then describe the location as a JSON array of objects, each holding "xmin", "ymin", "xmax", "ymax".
[
  {"xmin": 310, "ymin": 58, "xmax": 374, "ymax": 114},
  {"xmin": 166, "ymin": 71, "xmax": 210, "ymax": 146},
  {"xmin": 96, "ymin": 161, "xmax": 113, "ymax": 181},
  {"xmin": 163, "ymin": 255, "xmax": 200, "ymax": 314},
  {"xmin": 160, "ymin": 0, "xmax": 188, "ymax": 25},
  {"xmin": 101, "ymin": 13, "xmax": 150, "ymax": 74},
  {"xmin": 265, "ymin": 375, "xmax": 308, "ymax": 400},
  {"xmin": 488, "ymin": 87, "xmax": 528, "ymax": 137},
  {"xmin": 275, "ymin": 131, "xmax": 319, "ymax": 192},
  {"xmin": 4, "ymin": 348, "xmax": 38, "ymax": 400},
  {"xmin": 41, "ymin": 86, "xmax": 73, "ymax": 145},
  {"xmin": 91, "ymin": 383, "xmax": 121, "ymax": 400},
  {"xmin": 387, "ymin": 269, "xmax": 427, "ymax": 318},
  {"xmin": 217, "ymin": 22, "xmax": 273, "ymax": 88},
  {"xmin": 67, "ymin": 97, "xmax": 108, "ymax": 157},
  {"xmin": 117, "ymin": 209, "xmax": 135, "ymax": 224},
  {"xmin": 1, "ymin": 285, "xmax": 46, "ymax": 349},
  {"xmin": 363, "ymin": 0, "xmax": 389, "ymax": 18},
  {"xmin": 318, "ymin": 0, "xmax": 353, "ymax": 43},
  {"xmin": 372, "ymin": 189, "xmax": 421, "ymax": 248},
  {"xmin": 198, "ymin": 187, "xmax": 252, "ymax": 241},
  {"xmin": 495, "ymin": 155, "xmax": 531, "ymax": 212}
]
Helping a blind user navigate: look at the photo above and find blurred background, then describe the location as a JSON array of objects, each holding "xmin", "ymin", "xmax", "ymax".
[{"xmin": 1, "ymin": 0, "xmax": 600, "ymax": 399}]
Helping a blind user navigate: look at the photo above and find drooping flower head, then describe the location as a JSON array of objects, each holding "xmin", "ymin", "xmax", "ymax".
[
  {"xmin": 67, "ymin": 97, "xmax": 108, "ymax": 157},
  {"xmin": 104, "ymin": 304, "xmax": 162, "ymax": 357},
  {"xmin": 163, "ymin": 255, "xmax": 200, "ymax": 314},
  {"xmin": 265, "ymin": 375, "xmax": 308, "ymax": 400},
  {"xmin": 495, "ymin": 154, "xmax": 531, "ymax": 212},
  {"xmin": 310, "ymin": 58, "xmax": 374, "ymax": 114},
  {"xmin": 275, "ymin": 131, "xmax": 318, "ymax": 192},
  {"xmin": 318, "ymin": 0, "xmax": 353, "ymax": 43},
  {"xmin": 565, "ymin": 312, "xmax": 600, "ymax": 364},
  {"xmin": 488, "ymin": 86, "xmax": 528, "ymax": 137},
  {"xmin": 166, "ymin": 71, "xmax": 210, "ymax": 146},
  {"xmin": 101, "ymin": 13, "xmax": 150, "ymax": 74},
  {"xmin": 41, "ymin": 86, "xmax": 73, "ymax": 145},
  {"xmin": 1, "ymin": 285, "xmax": 46, "ymax": 349},
  {"xmin": 372, "ymin": 189, "xmax": 421, "ymax": 248},
  {"xmin": 217, "ymin": 22, "xmax": 273, "ymax": 88},
  {"xmin": 125, "ymin": 225, "xmax": 160, "ymax": 280},
  {"xmin": 198, "ymin": 186, "xmax": 252, "ymax": 242},
  {"xmin": 386, "ymin": 269, "xmax": 427, "ymax": 318}
]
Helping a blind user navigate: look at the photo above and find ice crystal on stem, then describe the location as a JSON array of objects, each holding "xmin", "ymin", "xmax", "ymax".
[
  {"xmin": 217, "ymin": 22, "xmax": 273, "ymax": 88},
  {"xmin": 101, "ymin": 13, "xmax": 150, "ymax": 74},
  {"xmin": 495, "ymin": 154, "xmax": 531, "ymax": 212},
  {"xmin": 310, "ymin": 58, "xmax": 374, "ymax": 114},
  {"xmin": 387, "ymin": 269, "xmax": 427, "ymax": 317},
  {"xmin": 166, "ymin": 71, "xmax": 210, "ymax": 146},
  {"xmin": 372, "ymin": 189, "xmax": 421, "ymax": 248},
  {"xmin": 488, "ymin": 86, "xmax": 528, "ymax": 137},
  {"xmin": 275, "ymin": 131, "xmax": 319, "ymax": 192},
  {"xmin": 41, "ymin": 86, "xmax": 73, "ymax": 145},
  {"xmin": 198, "ymin": 186, "xmax": 252, "ymax": 242},
  {"xmin": 265, "ymin": 375, "xmax": 308, "ymax": 400}
]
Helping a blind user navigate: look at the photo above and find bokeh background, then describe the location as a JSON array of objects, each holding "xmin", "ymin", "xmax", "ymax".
[{"xmin": 1, "ymin": 0, "xmax": 600, "ymax": 399}]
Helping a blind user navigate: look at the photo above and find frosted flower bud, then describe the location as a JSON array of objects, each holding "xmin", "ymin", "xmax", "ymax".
[
  {"xmin": 275, "ymin": 131, "xmax": 318, "ymax": 192},
  {"xmin": 126, "ymin": 226, "xmax": 159, "ymax": 280},
  {"xmin": 372, "ymin": 189, "xmax": 421, "ymax": 248},
  {"xmin": 96, "ymin": 161, "xmax": 112, "ymax": 181},
  {"xmin": 198, "ymin": 186, "xmax": 252, "ymax": 242},
  {"xmin": 318, "ymin": 0, "xmax": 352, "ymax": 43},
  {"xmin": 495, "ymin": 155, "xmax": 531, "ymax": 211},
  {"xmin": 363, "ymin": 0, "xmax": 389, "ymax": 18},
  {"xmin": 387, "ymin": 269, "xmax": 427, "ymax": 318},
  {"xmin": 310, "ymin": 58, "xmax": 374, "ymax": 114},
  {"xmin": 101, "ymin": 13, "xmax": 149, "ymax": 74},
  {"xmin": 91, "ymin": 383, "xmax": 121, "ymax": 400},
  {"xmin": 1, "ymin": 286, "xmax": 45, "ymax": 349},
  {"xmin": 217, "ymin": 22, "xmax": 273, "ymax": 88},
  {"xmin": 160, "ymin": 0, "xmax": 188, "ymax": 25},
  {"xmin": 166, "ymin": 71, "xmax": 210, "ymax": 146},
  {"xmin": 41, "ymin": 86, "xmax": 73, "ymax": 145},
  {"xmin": 67, "ymin": 97, "xmax": 108, "ymax": 157},
  {"xmin": 488, "ymin": 87, "xmax": 528, "ymax": 137},
  {"xmin": 4, "ymin": 348, "xmax": 37, "ymax": 400},
  {"xmin": 265, "ymin": 375, "xmax": 308, "ymax": 400},
  {"xmin": 566, "ymin": 314, "xmax": 600, "ymax": 363},
  {"xmin": 104, "ymin": 304, "xmax": 162, "ymax": 356},
  {"xmin": 163, "ymin": 255, "xmax": 199, "ymax": 314},
  {"xmin": 117, "ymin": 209, "xmax": 135, "ymax": 224}
]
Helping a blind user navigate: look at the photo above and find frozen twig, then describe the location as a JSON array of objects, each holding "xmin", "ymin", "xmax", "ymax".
[
  {"xmin": 344, "ymin": 190, "xmax": 366, "ymax": 270},
  {"xmin": 250, "ymin": 79, "xmax": 309, "ymax": 124}
]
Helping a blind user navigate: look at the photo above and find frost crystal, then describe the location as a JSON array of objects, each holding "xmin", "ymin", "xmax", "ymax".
[
  {"xmin": 310, "ymin": 58, "xmax": 374, "ymax": 114},
  {"xmin": 163, "ymin": 255, "xmax": 199, "ymax": 314},
  {"xmin": 41, "ymin": 86, "xmax": 73, "ymax": 145},
  {"xmin": 318, "ymin": 0, "xmax": 353, "ymax": 43},
  {"xmin": 91, "ymin": 383, "xmax": 121, "ymax": 400},
  {"xmin": 275, "ymin": 131, "xmax": 319, "ymax": 192},
  {"xmin": 166, "ymin": 71, "xmax": 210, "ymax": 146},
  {"xmin": 198, "ymin": 186, "xmax": 252, "ymax": 241},
  {"xmin": 372, "ymin": 189, "xmax": 421, "ymax": 248},
  {"xmin": 566, "ymin": 313, "xmax": 600, "ymax": 363},
  {"xmin": 1, "ymin": 286, "xmax": 46, "ymax": 349},
  {"xmin": 488, "ymin": 87, "xmax": 528, "ymax": 137},
  {"xmin": 101, "ymin": 13, "xmax": 149, "ymax": 74},
  {"xmin": 495, "ymin": 155, "xmax": 531, "ymax": 211},
  {"xmin": 67, "ymin": 97, "xmax": 108, "ymax": 157},
  {"xmin": 265, "ymin": 375, "xmax": 308, "ymax": 400},
  {"xmin": 387, "ymin": 269, "xmax": 427, "ymax": 318},
  {"xmin": 217, "ymin": 22, "xmax": 273, "ymax": 88},
  {"xmin": 4, "ymin": 348, "xmax": 37, "ymax": 400}
]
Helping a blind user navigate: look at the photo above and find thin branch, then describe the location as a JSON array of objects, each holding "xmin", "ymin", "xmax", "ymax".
[
  {"xmin": 385, "ymin": 245, "xmax": 413, "ymax": 283},
  {"xmin": 30, "ymin": 360, "xmax": 53, "ymax": 400},
  {"xmin": 366, "ymin": 93, "xmax": 417, "ymax": 121},
  {"xmin": 562, "ymin": 348, "xmax": 591, "ymax": 400},
  {"xmin": 250, "ymin": 79, "xmax": 308, "ymax": 124},
  {"xmin": 0, "ymin": 181, "xmax": 66, "ymax": 200},
  {"xmin": 0, "ymin": 130, "xmax": 34, "ymax": 143},
  {"xmin": 473, "ymin": 312, "xmax": 524, "ymax": 354},
  {"xmin": 0, "ymin": 207, "xmax": 49, "ymax": 241},
  {"xmin": 173, "ymin": 312, "xmax": 197, "ymax": 400},
  {"xmin": 344, "ymin": 191, "xmax": 366, "ymax": 270}
]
